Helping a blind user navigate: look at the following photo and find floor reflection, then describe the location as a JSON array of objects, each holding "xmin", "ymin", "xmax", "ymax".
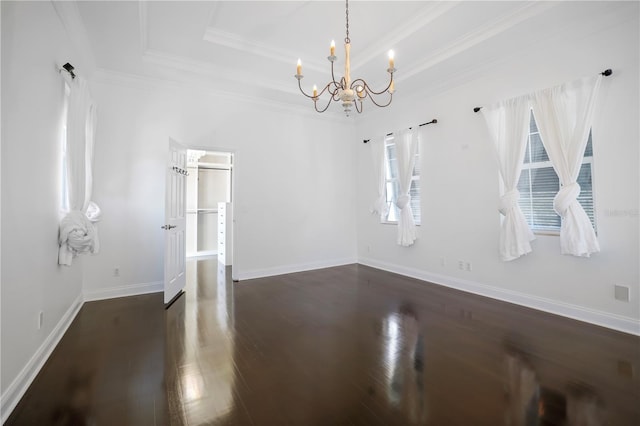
[
  {"xmin": 382, "ymin": 304, "xmax": 427, "ymax": 425},
  {"xmin": 169, "ymin": 257, "xmax": 237, "ymax": 425},
  {"xmin": 5, "ymin": 262, "xmax": 639, "ymax": 425}
]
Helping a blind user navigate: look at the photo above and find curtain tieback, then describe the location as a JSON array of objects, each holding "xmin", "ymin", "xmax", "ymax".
[
  {"xmin": 554, "ymin": 182, "xmax": 581, "ymax": 216},
  {"xmin": 499, "ymin": 189, "xmax": 520, "ymax": 216},
  {"xmin": 396, "ymin": 194, "xmax": 411, "ymax": 209}
]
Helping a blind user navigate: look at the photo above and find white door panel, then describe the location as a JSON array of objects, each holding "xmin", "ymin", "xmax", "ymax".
[{"xmin": 164, "ymin": 138, "xmax": 187, "ymax": 305}]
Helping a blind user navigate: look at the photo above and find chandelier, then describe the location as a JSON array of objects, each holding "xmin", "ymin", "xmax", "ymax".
[{"xmin": 294, "ymin": 0, "xmax": 396, "ymax": 116}]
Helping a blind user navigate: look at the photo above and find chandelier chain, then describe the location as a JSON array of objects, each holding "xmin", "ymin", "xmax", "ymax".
[{"xmin": 345, "ymin": 0, "xmax": 350, "ymax": 44}]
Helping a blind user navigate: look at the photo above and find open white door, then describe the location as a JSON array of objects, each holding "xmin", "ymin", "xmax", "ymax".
[{"xmin": 163, "ymin": 138, "xmax": 187, "ymax": 305}]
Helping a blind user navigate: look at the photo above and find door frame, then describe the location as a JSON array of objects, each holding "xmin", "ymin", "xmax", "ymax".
[{"xmin": 184, "ymin": 144, "xmax": 238, "ymax": 282}]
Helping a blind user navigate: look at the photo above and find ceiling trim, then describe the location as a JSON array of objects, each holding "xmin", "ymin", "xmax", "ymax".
[
  {"xmin": 203, "ymin": 27, "xmax": 327, "ymax": 73},
  {"xmin": 141, "ymin": 48, "xmax": 298, "ymax": 96},
  {"xmin": 138, "ymin": 0, "xmax": 148, "ymax": 53},
  {"xmin": 349, "ymin": 1, "xmax": 460, "ymax": 71},
  {"xmin": 91, "ymin": 67, "xmax": 348, "ymax": 122},
  {"xmin": 51, "ymin": 0, "xmax": 96, "ymax": 75},
  {"xmin": 397, "ymin": 1, "xmax": 558, "ymax": 83}
]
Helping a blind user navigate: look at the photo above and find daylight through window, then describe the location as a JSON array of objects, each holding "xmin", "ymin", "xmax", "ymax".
[
  {"xmin": 382, "ymin": 135, "xmax": 421, "ymax": 224},
  {"xmin": 517, "ymin": 112, "xmax": 595, "ymax": 233}
]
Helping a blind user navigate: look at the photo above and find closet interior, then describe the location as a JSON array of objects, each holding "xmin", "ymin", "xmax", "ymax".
[{"xmin": 186, "ymin": 150, "xmax": 232, "ymax": 262}]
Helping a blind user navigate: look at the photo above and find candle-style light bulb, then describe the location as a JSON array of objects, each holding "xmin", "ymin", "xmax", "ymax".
[
  {"xmin": 388, "ymin": 50, "xmax": 395, "ymax": 70},
  {"xmin": 313, "ymin": 85, "xmax": 318, "ymax": 98},
  {"xmin": 296, "ymin": 58, "xmax": 302, "ymax": 76},
  {"xmin": 330, "ymin": 40, "xmax": 335, "ymax": 56}
]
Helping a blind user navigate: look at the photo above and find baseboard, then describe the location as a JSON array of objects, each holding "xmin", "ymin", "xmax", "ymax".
[
  {"xmin": 83, "ymin": 281, "xmax": 163, "ymax": 302},
  {"xmin": 236, "ymin": 257, "xmax": 358, "ymax": 281},
  {"xmin": 0, "ymin": 293, "xmax": 83, "ymax": 424},
  {"xmin": 359, "ymin": 257, "xmax": 640, "ymax": 336}
]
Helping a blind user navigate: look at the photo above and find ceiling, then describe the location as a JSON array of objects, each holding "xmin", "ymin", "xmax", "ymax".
[{"xmin": 68, "ymin": 1, "xmax": 629, "ymax": 115}]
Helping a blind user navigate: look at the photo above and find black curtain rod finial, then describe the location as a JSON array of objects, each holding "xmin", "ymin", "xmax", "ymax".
[
  {"xmin": 473, "ymin": 107, "xmax": 482, "ymax": 113},
  {"xmin": 602, "ymin": 68, "xmax": 612, "ymax": 76},
  {"xmin": 363, "ymin": 139, "xmax": 370, "ymax": 143},
  {"xmin": 62, "ymin": 62, "xmax": 76, "ymax": 79}
]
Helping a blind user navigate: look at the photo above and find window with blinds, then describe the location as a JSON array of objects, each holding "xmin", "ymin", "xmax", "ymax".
[
  {"xmin": 517, "ymin": 112, "xmax": 595, "ymax": 233},
  {"xmin": 382, "ymin": 136, "xmax": 421, "ymax": 225}
]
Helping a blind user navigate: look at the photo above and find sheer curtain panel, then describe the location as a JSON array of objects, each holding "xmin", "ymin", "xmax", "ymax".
[
  {"xmin": 482, "ymin": 95, "xmax": 535, "ymax": 261},
  {"xmin": 370, "ymin": 136, "xmax": 388, "ymax": 217},
  {"xmin": 395, "ymin": 128, "xmax": 419, "ymax": 246},
  {"xmin": 531, "ymin": 75, "xmax": 602, "ymax": 257},
  {"xmin": 58, "ymin": 77, "xmax": 101, "ymax": 265}
]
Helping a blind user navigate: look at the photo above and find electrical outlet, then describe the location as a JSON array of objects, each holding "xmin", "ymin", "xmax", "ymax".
[
  {"xmin": 38, "ymin": 311, "xmax": 44, "ymax": 330},
  {"xmin": 113, "ymin": 267, "xmax": 120, "ymax": 277},
  {"xmin": 614, "ymin": 284, "xmax": 630, "ymax": 302}
]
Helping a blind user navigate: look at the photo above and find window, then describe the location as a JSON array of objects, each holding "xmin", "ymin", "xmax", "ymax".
[
  {"xmin": 60, "ymin": 82, "xmax": 70, "ymax": 213},
  {"xmin": 382, "ymin": 135, "xmax": 421, "ymax": 224},
  {"xmin": 517, "ymin": 112, "xmax": 595, "ymax": 233}
]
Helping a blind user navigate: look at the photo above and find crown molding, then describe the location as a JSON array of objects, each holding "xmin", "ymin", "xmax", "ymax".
[
  {"xmin": 349, "ymin": 1, "xmax": 460, "ymax": 71},
  {"xmin": 397, "ymin": 1, "xmax": 558, "ymax": 84},
  {"xmin": 51, "ymin": 0, "xmax": 97, "ymax": 76},
  {"xmin": 203, "ymin": 27, "xmax": 327, "ymax": 73},
  {"xmin": 138, "ymin": 0, "xmax": 148, "ymax": 53},
  {"xmin": 91, "ymin": 67, "xmax": 347, "ymax": 122},
  {"xmin": 141, "ymin": 48, "xmax": 299, "ymax": 96}
]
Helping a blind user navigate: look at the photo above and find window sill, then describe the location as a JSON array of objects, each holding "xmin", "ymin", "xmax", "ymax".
[{"xmin": 380, "ymin": 221, "xmax": 421, "ymax": 226}]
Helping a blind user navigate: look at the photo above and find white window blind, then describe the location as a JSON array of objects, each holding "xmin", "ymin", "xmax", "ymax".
[
  {"xmin": 383, "ymin": 135, "xmax": 421, "ymax": 225},
  {"xmin": 518, "ymin": 112, "xmax": 595, "ymax": 233}
]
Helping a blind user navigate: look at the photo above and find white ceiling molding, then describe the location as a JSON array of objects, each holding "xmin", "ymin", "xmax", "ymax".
[
  {"xmin": 51, "ymin": 0, "xmax": 97, "ymax": 76},
  {"xmin": 349, "ymin": 1, "xmax": 460, "ymax": 72},
  {"xmin": 141, "ymin": 48, "xmax": 298, "ymax": 96},
  {"xmin": 203, "ymin": 27, "xmax": 327, "ymax": 73},
  {"xmin": 397, "ymin": 1, "xmax": 558, "ymax": 84},
  {"xmin": 92, "ymin": 67, "xmax": 346, "ymax": 122},
  {"xmin": 138, "ymin": 0, "xmax": 148, "ymax": 53}
]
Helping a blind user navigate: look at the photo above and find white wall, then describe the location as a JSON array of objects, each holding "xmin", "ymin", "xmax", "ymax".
[
  {"xmin": 82, "ymin": 79, "xmax": 358, "ymax": 298},
  {"xmin": 1, "ymin": 0, "xmax": 85, "ymax": 416},
  {"xmin": 355, "ymin": 4, "xmax": 639, "ymax": 332}
]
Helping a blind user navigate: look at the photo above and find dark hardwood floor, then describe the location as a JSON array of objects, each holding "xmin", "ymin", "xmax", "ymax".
[{"xmin": 6, "ymin": 259, "xmax": 640, "ymax": 425}]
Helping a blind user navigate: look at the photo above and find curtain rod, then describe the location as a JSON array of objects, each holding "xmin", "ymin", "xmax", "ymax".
[
  {"xmin": 472, "ymin": 68, "xmax": 613, "ymax": 113},
  {"xmin": 363, "ymin": 119, "xmax": 438, "ymax": 143},
  {"xmin": 59, "ymin": 62, "xmax": 76, "ymax": 79}
]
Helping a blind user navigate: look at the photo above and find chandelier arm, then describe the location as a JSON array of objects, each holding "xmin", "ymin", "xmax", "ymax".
[
  {"xmin": 330, "ymin": 60, "xmax": 342, "ymax": 88},
  {"xmin": 354, "ymin": 100, "xmax": 363, "ymax": 114},
  {"xmin": 367, "ymin": 91, "xmax": 393, "ymax": 108},
  {"xmin": 297, "ymin": 78, "xmax": 316, "ymax": 99},
  {"xmin": 360, "ymin": 75, "xmax": 394, "ymax": 96},
  {"xmin": 315, "ymin": 94, "xmax": 334, "ymax": 113},
  {"xmin": 316, "ymin": 82, "xmax": 337, "ymax": 98}
]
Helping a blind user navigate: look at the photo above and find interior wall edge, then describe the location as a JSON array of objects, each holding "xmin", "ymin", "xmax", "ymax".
[
  {"xmin": 236, "ymin": 257, "xmax": 358, "ymax": 282},
  {"xmin": 0, "ymin": 293, "xmax": 83, "ymax": 424},
  {"xmin": 358, "ymin": 257, "xmax": 640, "ymax": 337},
  {"xmin": 82, "ymin": 280, "xmax": 163, "ymax": 303}
]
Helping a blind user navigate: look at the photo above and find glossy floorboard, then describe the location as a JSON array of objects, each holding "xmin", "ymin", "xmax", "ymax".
[{"xmin": 6, "ymin": 259, "xmax": 640, "ymax": 425}]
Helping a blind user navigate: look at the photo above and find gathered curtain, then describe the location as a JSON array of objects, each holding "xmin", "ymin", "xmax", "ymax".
[
  {"xmin": 395, "ymin": 127, "xmax": 419, "ymax": 247},
  {"xmin": 370, "ymin": 136, "xmax": 389, "ymax": 217},
  {"xmin": 58, "ymin": 77, "xmax": 101, "ymax": 266},
  {"xmin": 482, "ymin": 95, "xmax": 535, "ymax": 261},
  {"xmin": 531, "ymin": 75, "xmax": 603, "ymax": 257}
]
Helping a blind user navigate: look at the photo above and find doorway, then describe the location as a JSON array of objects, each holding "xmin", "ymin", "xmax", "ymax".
[{"xmin": 185, "ymin": 150, "xmax": 233, "ymax": 267}]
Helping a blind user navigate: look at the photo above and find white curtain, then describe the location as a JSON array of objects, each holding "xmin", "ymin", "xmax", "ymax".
[
  {"xmin": 482, "ymin": 95, "xmax": 535, "ymax": 261},
  {"xmin": 370, "ymin": 136, "xmax": 388, "ymax": 217},
  {"xmin": 395, "ymin": 128, "xmax": 419, "ymax": 247},
  {"xmin": 531, "ymin": 75, "xmax": 602, "ymax": 257},
  {"xmin": 59, "ymin": 77, "xmax": 101, "ymax": 265}
]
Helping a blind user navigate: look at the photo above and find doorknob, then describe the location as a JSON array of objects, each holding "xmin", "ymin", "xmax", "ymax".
[{"xmin": 161, "ymin": 224, "xmax": 177, "ymax": 230}]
